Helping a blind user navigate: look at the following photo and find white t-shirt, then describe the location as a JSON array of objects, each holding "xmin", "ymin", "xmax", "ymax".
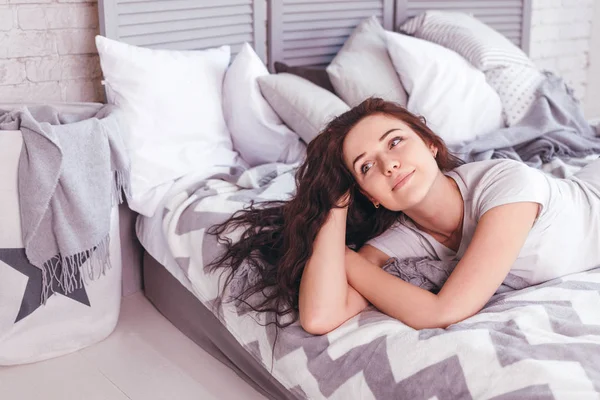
[{"xmin": 366, "ymin": 158, "xmax": 600, "ymax": 285}]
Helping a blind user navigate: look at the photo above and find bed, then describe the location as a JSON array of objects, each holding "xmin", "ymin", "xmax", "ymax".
[{"xmin": 97, "ymin": 1, "xmax": 600, "ymax": 399}]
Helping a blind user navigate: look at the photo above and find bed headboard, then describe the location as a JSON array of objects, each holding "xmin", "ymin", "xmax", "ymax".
[{"xmin": 98, "ymin": 0, "xmax": 532, "ymax": 70}]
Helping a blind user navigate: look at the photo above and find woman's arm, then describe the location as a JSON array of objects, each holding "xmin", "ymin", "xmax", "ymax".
[
  {"xmin": 299, "ymin": 207, "xmax": 371, "ymax": 335},
  {"xmin": 345, "ymin": 202, "xmax": 540, "ymax": 329}
]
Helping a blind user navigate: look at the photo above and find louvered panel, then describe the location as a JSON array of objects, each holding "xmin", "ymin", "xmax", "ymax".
[
  {"xmin": 146, "ymin": 36, "xmax": 252, "ymax": 53},
  {"xmin": 477, "ymin": 16, "xmax": 521, "ymax": 25},
  {"xmin": 283, "ymin": 27, "xmax": 355, "ymax": 41},
  {"xmin": 98, "ymin": 0, "xmax": 267, "ymax": 61},
  {"xmin": 287, "ymin": 15, "xmax": 382, "ymax": 31},
  {"xmin": 120, "ymin": 7, "xmax": 252, "ymax": 25},
  {"xmin": 284, "ymin": 1, "xmax": 382, "ymax": 13},
  {"xmin": 284, "ymin": 36, "xmax": 348, "ymax": 50},
  {"xmin": 127, "ymin": 24, "xmax": 253, "ymax": 47},
  {"xmin": 286, "ymin": 45, "xmax": 345, "ymax": 58},
  {"xmin": 118, "ymin": 0, "xmax": 249, "ymax": 14},
  {"xmin": 285, "ymin": 0, "xmax": 373, "ymax": 3},
  {"xmin": 398, "ymin": 0, "xmax": 532, "ymax": 52},
  {"xmin": 120, "ymin": 15, "xmax": 252, "ymax": 37},
  {"xmin": 269, "ymin": 0, "xmax": 395, "ymax": 71},
  {"xmin": 284, "ymin": 8, "xmax": 384, "ymax": 22},
  {"xmin": 286, "ymin": 54, "xmax": 336, "ymax": 66}
]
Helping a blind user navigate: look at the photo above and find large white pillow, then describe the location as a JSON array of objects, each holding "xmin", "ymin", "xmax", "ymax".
[
  {"xmin": 223, "ymin": 43, "xmax": 306, "ymax": 167},
  {"xmin": 385, "ymin": 31, "xmax": 504, "ymax": 145},
  {"xmin": 95, "ymin": 36, "xmax": 244, "ymax": 217},
  {"xmin": 399, "ymin": 11, "xmax": 545, "ymax": 126}
]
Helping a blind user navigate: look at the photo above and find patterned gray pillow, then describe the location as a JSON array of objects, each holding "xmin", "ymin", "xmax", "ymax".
[{"xmin": 400, "ymin": 11, "xmax": 545, "ymax": 126}]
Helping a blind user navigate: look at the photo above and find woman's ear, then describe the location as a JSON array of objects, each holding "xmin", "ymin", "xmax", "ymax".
[
  {"xmin": 430, "ymin": 144, "xmax": 438, "ymax": 158},
  {"xmin": 359, "ymin": 188, "xmax": 375, "ymax": 203}
]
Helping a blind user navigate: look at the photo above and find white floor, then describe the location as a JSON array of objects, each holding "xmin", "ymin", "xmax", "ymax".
[{"xmin": 0, "ymin": 293, "xmax": 268, "ymax": 400}]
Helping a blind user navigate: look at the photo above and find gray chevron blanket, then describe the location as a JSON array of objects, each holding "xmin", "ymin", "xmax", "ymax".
[
  {"xmin": 0, "ymin": 105, "xmax": 130, "ymax": 303},
  {"xmin": 154, "ymin": 157, "xmax": 600, "ymax": 400}
]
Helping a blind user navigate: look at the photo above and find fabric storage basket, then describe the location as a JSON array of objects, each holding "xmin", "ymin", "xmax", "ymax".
[{"xmin": 0, "ymin": 103, "xmax": 123, "ymax": 365}]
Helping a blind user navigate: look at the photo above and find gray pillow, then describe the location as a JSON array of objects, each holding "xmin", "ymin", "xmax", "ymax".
[
  {"xmin": 257, "ymin": 73, "xmax": 350, "ymax": 144},
  {"xmin": 326, "ymin": 16, "xmax": 408, "ymax": 107}
]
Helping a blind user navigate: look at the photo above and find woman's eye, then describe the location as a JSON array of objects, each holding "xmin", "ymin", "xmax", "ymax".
[
  {"xmin": 361, "ymin": 162, "xmax": 372, "ymax": 174},
  {"xmin": 390, "ymin": 137, "xmax": 402, "ymax": 148}
]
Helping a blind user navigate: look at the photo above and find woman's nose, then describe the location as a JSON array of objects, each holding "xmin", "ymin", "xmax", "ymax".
[{"xmin": 381, "ymin": 157, "xmax": 399, "ymax": 175}]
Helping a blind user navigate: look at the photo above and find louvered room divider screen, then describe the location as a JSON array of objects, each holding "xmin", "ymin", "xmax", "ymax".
[
  {"xmin": 98, "ymin": 0, "xmax": 267, "ymax": 62},
  {"xmin": 267, "ymin": 0, "xmax": 395, "ymax": 70},
  {"xmin": 98, "ymin": 0, "xmax": 532, "ymax": 69}
]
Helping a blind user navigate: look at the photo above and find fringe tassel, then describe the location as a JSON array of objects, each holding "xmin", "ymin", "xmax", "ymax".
[
  {"xmin": 39, "ymin": 234, "xmax": 112, "ymax": 305},
  {"xmin": 111, "ymin": 169, "xmax": 132, "ymax": 206}
]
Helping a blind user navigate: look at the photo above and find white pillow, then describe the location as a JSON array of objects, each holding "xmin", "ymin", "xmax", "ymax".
[
  {"xmin": 95, "ymin": 35, "xmax": 244, "ymax": 217},
  {"xmin": 223, "ymin": 43, "xmax": 305, "ymax": 167},
  {"xmin": 327, "ymin": 16, "xmax": 408, "ymax": 108},
  {"xmin": 385, "ymin": 31, "xmax": 504, "ymax": 145},
  {"xmin": 257, "ymin": 73, "xmax": 350, "ymax": 144},
  {"xmin": 399, "ymin": 11, "xmax": 545, "ymax": 126}
]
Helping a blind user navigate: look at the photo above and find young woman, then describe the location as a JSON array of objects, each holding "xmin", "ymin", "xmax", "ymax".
[{"xmin": 209, "ymin": 98, "xmax": 600, "ymax": 335}]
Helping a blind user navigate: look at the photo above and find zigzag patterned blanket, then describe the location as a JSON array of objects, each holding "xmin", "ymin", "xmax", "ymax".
[{"xmin": 160, "ymin": 161, "xmax": 600, "ymax": 400}]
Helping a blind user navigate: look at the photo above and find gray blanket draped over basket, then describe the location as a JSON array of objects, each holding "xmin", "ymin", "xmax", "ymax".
[{"xmin": 0, "ymin": 105, "xmax": 130, "ymax": 302}]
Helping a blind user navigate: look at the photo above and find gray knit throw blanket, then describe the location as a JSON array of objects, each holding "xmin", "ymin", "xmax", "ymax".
[
  {"xmin": 0, "ymin": 104, "xmax": 130, "ymax": 303},
  {"xmin": 381, "ymin": 257, "xmax": 533, "ymax": 295}
]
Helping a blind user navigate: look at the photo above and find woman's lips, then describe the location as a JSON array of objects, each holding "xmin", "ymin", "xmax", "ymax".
[{"xmin": 392, "ymin": 170, "xmax": 414, "ymax": 191}]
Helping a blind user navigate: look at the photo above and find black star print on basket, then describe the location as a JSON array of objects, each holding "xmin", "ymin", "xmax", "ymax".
[{"xmin": 0, "ymin": 248, "xmax": 91, "ymax": 323}]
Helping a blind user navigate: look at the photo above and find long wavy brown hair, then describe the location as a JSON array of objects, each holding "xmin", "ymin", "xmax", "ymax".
[{"xmin": 208, "ymin": 98, "xmax": 463, "ymax": 333}]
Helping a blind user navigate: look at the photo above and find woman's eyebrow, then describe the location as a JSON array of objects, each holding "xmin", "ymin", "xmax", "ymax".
[
  {"xmin": 379, "ymin": 128, "xmax": 400, "ymax": 142},
  {"xmin": 352, "ymin": 152, "xmax": 366, "ymax": 169},
  {"xmin": 352, "ymin": 128, "xmax": 402, "ymax": 169}
]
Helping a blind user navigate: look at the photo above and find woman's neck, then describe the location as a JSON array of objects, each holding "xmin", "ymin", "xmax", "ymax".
[{"xmin": 403, "ymin": 173, "xmax": 464, "ymax": 242}]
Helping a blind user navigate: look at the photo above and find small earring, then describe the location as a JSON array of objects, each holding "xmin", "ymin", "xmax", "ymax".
[{"xmin": 374, "ymin": 203, "xmax": 379, "ymax": 209}]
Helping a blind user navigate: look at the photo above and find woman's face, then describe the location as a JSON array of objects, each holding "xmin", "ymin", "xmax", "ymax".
[{"xmin": 342, "ymin": 113, "xmax": 440, "ymax": 211}]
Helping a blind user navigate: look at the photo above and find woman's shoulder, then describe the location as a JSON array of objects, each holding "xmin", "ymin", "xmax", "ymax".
[
  {"xmin": 451, "ymin": 158, "xmax": 528, "ymax": 174},
  {"xmin": 453, "ymin": 159, "xmax": 550, "ymax": 217},
  {"xmin": 448, "ymin": 159, "xmax": 537, "ymax": 187}
]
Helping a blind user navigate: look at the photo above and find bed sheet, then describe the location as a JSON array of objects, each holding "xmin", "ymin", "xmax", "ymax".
[{"xmin": 135, "ymin": 154, "xmax": 600, "ymax": 400}]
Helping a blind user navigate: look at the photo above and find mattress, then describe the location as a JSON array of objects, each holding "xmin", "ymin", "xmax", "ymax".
[{"xmin": 135, "ymin": 168, "xmax": 298, "ymax": 400}]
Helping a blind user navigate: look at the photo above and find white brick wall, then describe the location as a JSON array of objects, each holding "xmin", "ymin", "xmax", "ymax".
[
  {"xmin": 0, "ymin": 0, "xmax": 103, "ymax": 103},
  {"xmin": 529, "ymin": 0, "xmax": 596, "ymax": 104},
  {"xmin": 584, "ymin": 0, "xmax": 600, "ymax": 119}
]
